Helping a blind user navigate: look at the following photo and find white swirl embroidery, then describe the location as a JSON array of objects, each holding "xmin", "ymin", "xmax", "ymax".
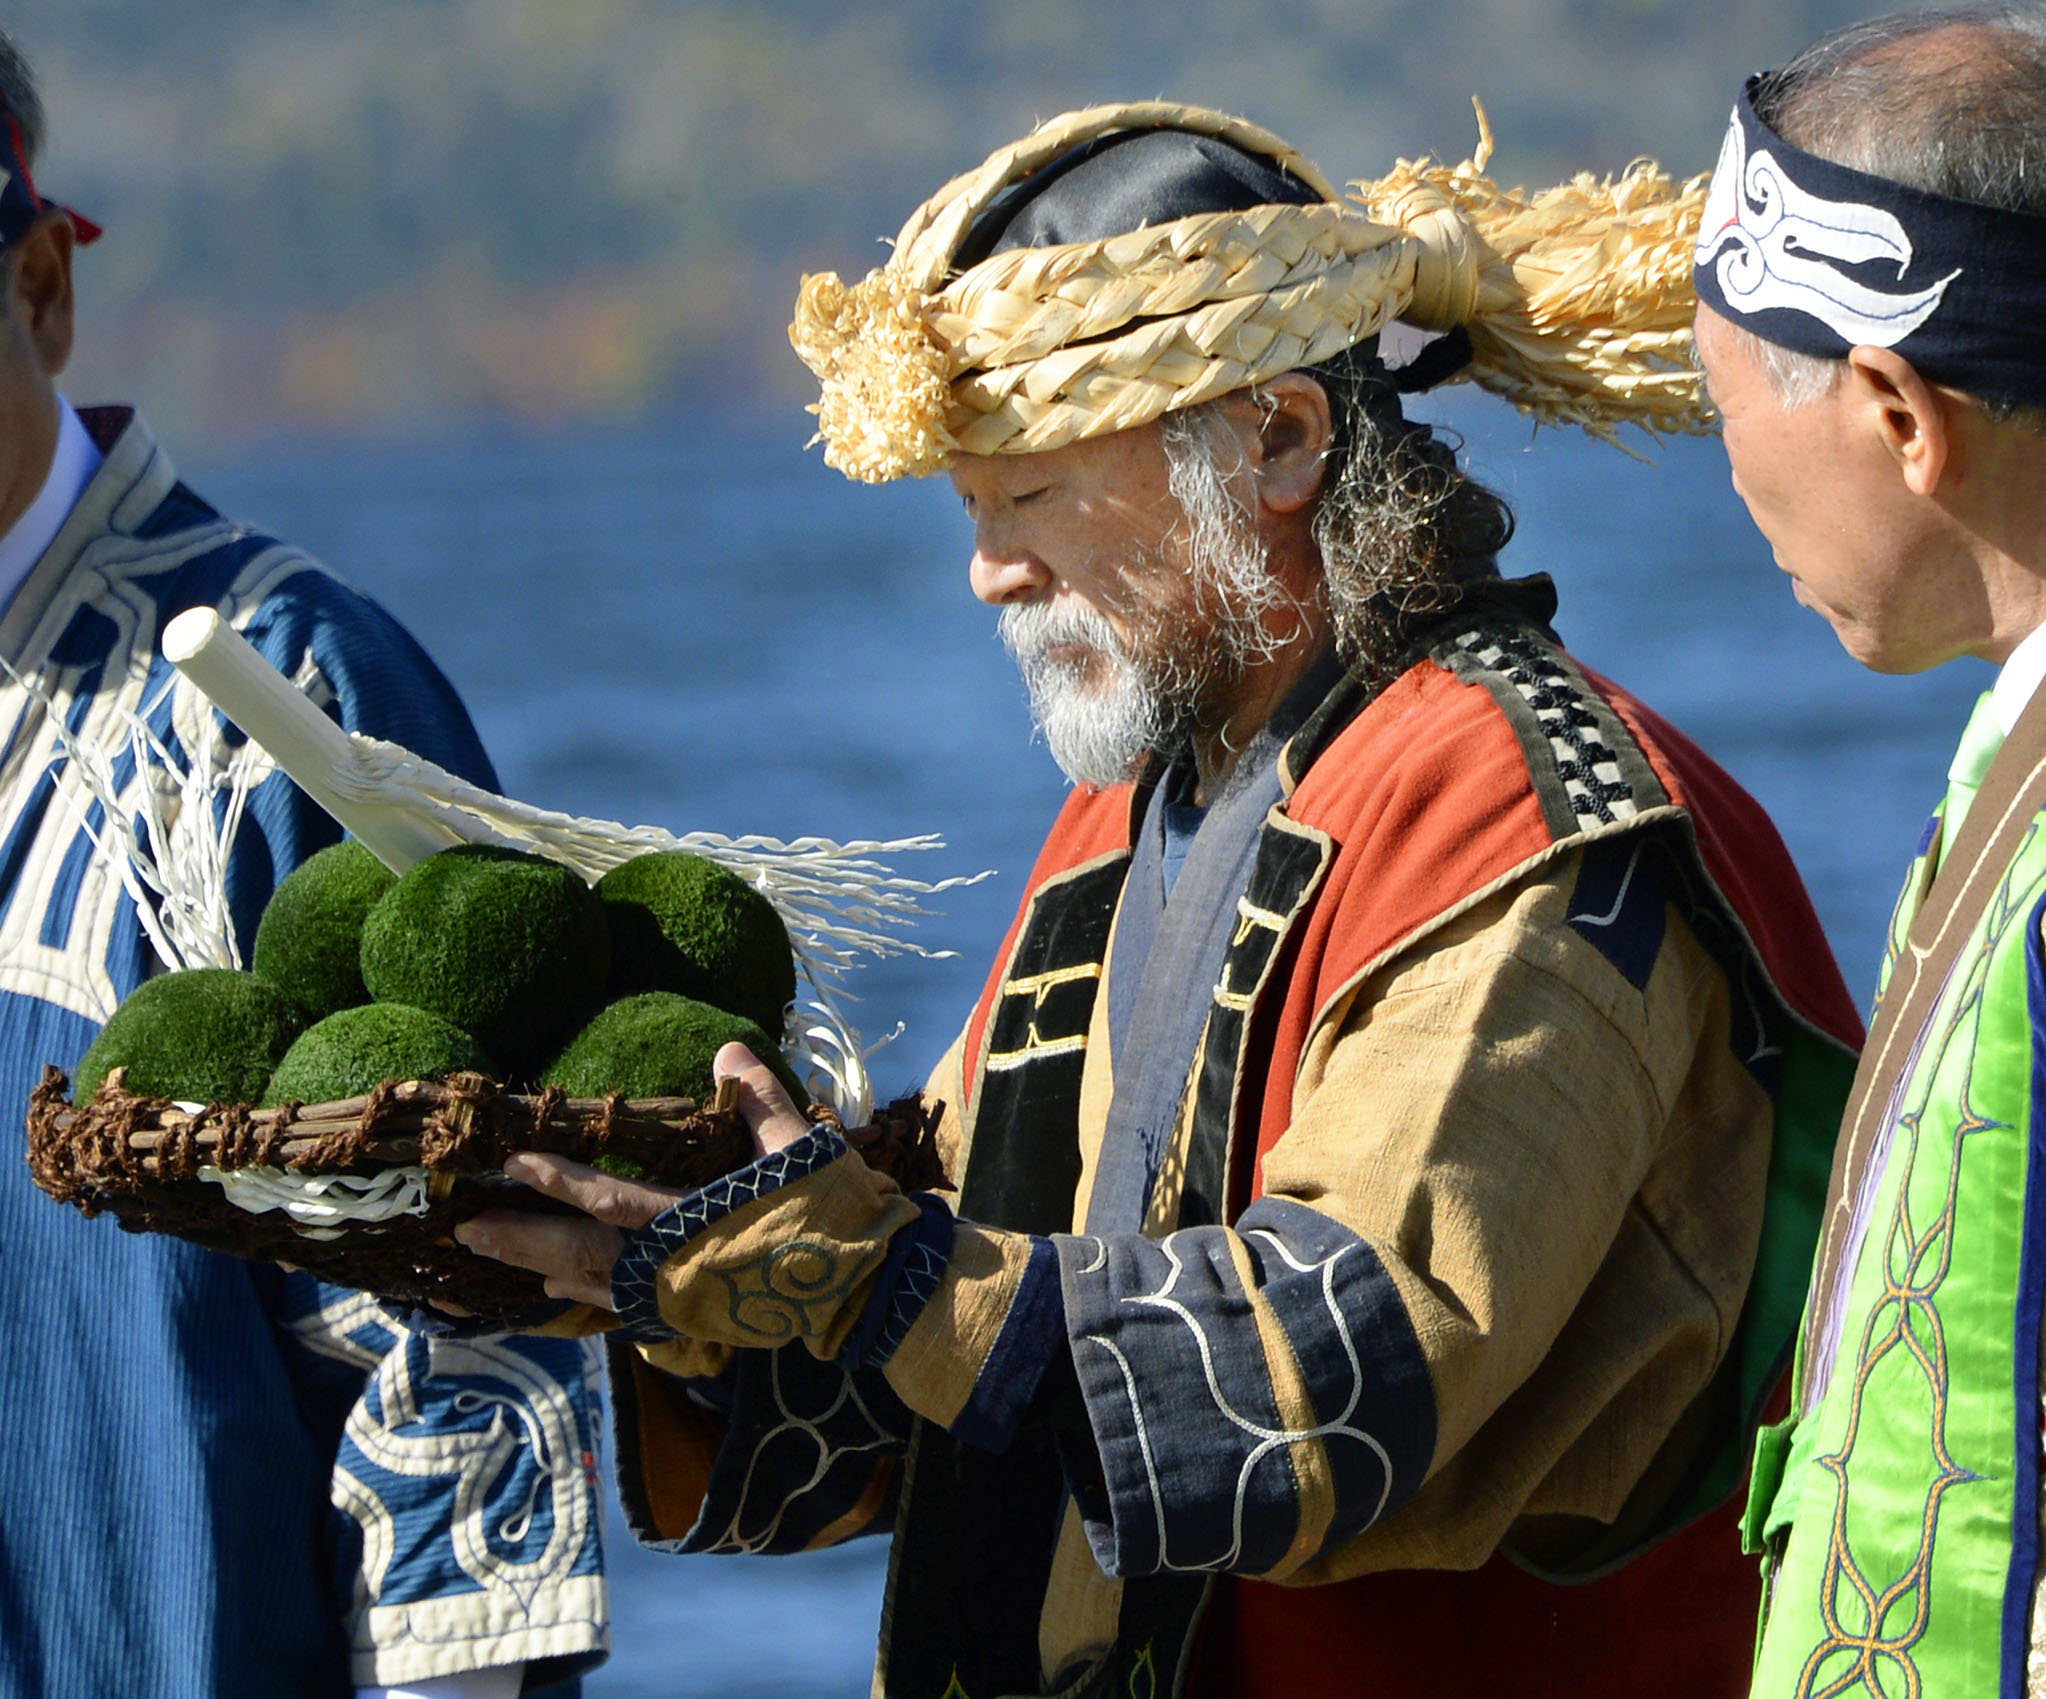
[
  {"xmin": 341, "ymin": 1337, "xmax": 593, "ymax": 1613},
  {"xmin": 1697, "ymin": 112, "xmax": 1959, "ymax": 346},
  {"xmin": 704, "ymin": 1352, "xmax": 903, "ymax": 1554},
  {"xmin": 1079, "ymin": 1228, "xmax": 1395, "ymax": 1573}
]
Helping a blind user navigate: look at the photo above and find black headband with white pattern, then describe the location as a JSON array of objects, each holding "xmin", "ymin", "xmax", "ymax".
[{"xmin": 1693, "ymin": 77, "xmax": 2046, "ymax": 407}]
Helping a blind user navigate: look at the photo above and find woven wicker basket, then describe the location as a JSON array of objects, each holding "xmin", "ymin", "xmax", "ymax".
[{"xmin": 28, "ymin": 1066, "xmax": 946, "ymax": 1319}]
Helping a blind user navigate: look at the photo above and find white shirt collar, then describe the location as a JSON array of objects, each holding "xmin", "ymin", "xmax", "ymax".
[
  {"xmin": 1993, "ymin": 620, "xmax": 2046, "ymax": 736},
  {"xmin": 0, "ymin": 397, "xmax": 103, "ymax": 621}
]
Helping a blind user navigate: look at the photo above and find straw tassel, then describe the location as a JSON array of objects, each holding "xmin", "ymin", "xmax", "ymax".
[{"xmin": 1356, "ymin": 117, "xmax": 1710, "ymax": 442}]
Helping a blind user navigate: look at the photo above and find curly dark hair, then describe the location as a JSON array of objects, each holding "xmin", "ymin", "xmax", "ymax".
[
  {"xmin": 0, "ymin": 29, "xmax": 44, "ymax": 168},
  {"xmin": 1296, "ymin": 344, "xmax": 1516, "ymax": 688},
  {"xmin": 1158, "ymin": 340, "xmax": 1520, "ymax": 692}
]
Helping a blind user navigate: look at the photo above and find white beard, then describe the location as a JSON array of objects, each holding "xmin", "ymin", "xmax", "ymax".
[{"xmin": 999, "ymin": 599, "xmax": 1172, "ymax": 788}]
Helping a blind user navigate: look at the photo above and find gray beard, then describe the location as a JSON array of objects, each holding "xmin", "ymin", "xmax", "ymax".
[
  {"xmin": 999, "ymin": 598, "xmax": 1183, "ymax": 788},
  {"xmin": 999, "ymin": 556, "xmax": 1296, "ymax": 790}
]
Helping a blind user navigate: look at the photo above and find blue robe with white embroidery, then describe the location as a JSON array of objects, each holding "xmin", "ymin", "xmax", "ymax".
[{"xmin": 0, "ymin": 408, "xmax": 606, "ymax": 1698}]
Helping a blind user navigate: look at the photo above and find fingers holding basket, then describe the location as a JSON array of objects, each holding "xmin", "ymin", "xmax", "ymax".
[
  {"xmin": 501, "ymin": 1150, "xmax": 689, "ymax": 1229},
  {"xmin": 458, "ymin": 1152, "xmax": 689, "ymax": 1309},
  {"xmin": 458, "ymin": 1054, "xmax": 805, "ymax": 1314},
  {"xmin": 714, "ymin": 1043, "xmax": 810, "ymax": 1156},
  {"xmin": 456, "ymin": 1205, "xmax": 624, "ymax": 1309}
]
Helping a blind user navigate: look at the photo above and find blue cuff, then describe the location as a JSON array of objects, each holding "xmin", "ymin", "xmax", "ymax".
[
  {"xmin": 611, "ymin": 1123, "xmax": 850, "ymax": 1338},
  {"xmin": 834, "ymin": 1193, "xmax": 957, "ymax": 1372},
  {"xmin": 948, "ymin": 1234, "xmax": 1065, "ymax": 1455}
]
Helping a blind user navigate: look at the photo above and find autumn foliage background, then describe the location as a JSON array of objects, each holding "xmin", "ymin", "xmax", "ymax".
[{"xmin": 21, "ymin": 0, "xmax": 1882, "ymax": 443}]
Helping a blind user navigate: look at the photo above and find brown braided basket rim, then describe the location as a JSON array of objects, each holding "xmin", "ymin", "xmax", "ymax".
[{"xmin": 27, "ymin": 1065, "xmax": 948, "ymax": 1318}]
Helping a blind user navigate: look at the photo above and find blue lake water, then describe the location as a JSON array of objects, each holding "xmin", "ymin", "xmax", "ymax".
[{"xmin": 189, "ymin": 391, "xmax": 1986, "ymax": 1697}]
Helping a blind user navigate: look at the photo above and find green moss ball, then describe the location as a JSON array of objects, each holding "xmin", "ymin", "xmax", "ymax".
[
  {"xmin": 541, "ymin": 992, "xmax": 808, "ymax": 1107},
  {"xmin": 359, "ymin": 845, "xmax": 610, "ymax": 1070},
  {"xmin": 596, "ymin": 852, "xmax": 796, "ymax": 1038},
  {"xmin": 263, "ymin": 1002, "xmax": 492, "ymax": 1106},
  {"xmin": 75, "ymin": 969, "xmax": 302, "ymax": 1103},
  {"xmin": 252, "ymin": 840, "xmax": 396, "ymax": 1021}
]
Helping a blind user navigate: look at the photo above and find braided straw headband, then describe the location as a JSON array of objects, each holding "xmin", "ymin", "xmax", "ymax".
[{"xmin": 790, "ymin": 100, "xmax": 1711, "ymax": 483}]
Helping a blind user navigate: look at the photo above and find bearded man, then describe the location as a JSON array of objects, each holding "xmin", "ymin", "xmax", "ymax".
[
  {"xmin": 1689, "ymin": 9, "xmax": 2046, "ymax": 1694},
  {"xmin": 464, "ymin": 106, "xmax": 1861, "ymax": 1696}
]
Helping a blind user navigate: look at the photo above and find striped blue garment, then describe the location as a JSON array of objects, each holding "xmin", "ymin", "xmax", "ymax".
[{"xmin": 0, "ymin": 408, "xmax": 606, "ymax": 1698}]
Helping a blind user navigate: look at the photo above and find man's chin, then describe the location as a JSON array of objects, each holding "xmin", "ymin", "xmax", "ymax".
[
  {"xmin": 1043, "ymin": 741, "xmax": 1149, "ymax": 790},
  {"xmin": 1035, "ymin": 711, "xmax": 1154, "ymax": 790}
]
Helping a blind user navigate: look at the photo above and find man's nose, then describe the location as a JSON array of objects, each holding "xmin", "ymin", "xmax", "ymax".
[{"xmin": 969, "ymin": 542, "xmax": 1051, "ymax": 606}]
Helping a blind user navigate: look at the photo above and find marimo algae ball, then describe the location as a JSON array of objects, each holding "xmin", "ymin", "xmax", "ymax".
[
  {"xmin": 543, "ymin": 992, "xmax": 808, "ymax": 1108},
  {"xmin": 359, "ymin": 844, "xmax": 609, "ymax": 1073},
  {"xmin": 252, "ymin": 839, "xmax": 396, "ymax": 1021},
  {"xmin": 596, "ymin": 851, "xmax": 796, "ymax": 1040},
  {"xmin": 74, "ymin": 968, "xmax": 302, "ymax": 1103},
  {"xmin": 263, "ymin": 1003, "xmax": 491, "ymax": 1106}
]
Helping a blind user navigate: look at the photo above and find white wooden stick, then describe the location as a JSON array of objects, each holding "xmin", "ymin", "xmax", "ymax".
[{"xmin": 161, "ymin": 608, "xmax": 463, "ymax": 872}]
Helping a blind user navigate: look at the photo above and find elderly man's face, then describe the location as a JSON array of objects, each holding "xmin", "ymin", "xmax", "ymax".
[
  {"xmin": 951, "ymin": 422, "xmax": 1269, "ymax": 785},
  {"xmin": 0, "ymin": 216, "xmax": 73, "ymax": 538},
  {"xmin": 1694, "ymin": 303, "xmax": 1979, "ymax": 673}
]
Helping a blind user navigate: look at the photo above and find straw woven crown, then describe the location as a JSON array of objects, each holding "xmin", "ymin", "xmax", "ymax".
[{"xmin": 790, "ymin": 100, "xmax": 1711, "ymax": 482}]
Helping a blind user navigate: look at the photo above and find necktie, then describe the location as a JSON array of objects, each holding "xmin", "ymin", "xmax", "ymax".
[{"xmin": 1941, "ymin": 689, "xmax": 2005, "ymax": 858}]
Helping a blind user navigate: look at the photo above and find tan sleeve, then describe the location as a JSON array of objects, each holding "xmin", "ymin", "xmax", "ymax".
[
  {"xmin": 923, "ymin": 1023, "xmax": 971, "ymax": 1186},
  {"xmin": 1266, "ymin": 848, "xmax": 1773, "ymax": 1578},
  {"xmin": 882, "ymin": 1220, "xmax": 1043, "ymax": 1426}
]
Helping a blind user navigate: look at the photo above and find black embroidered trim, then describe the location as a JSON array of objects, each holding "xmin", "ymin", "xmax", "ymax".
[
  {"xmin": 963, "ymin": 856, "xmax": 1126, "ymax": 1235},
  {"xmin": 1442, "ymin": 625, "xmax": 1646, "ymax": 833},
  {"xmin": 1182, "ymin": 818, "xmax": 1332, "ymax": 1229}
]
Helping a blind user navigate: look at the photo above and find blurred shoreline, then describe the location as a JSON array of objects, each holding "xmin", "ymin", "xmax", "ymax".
[{"xmin": 18, "ymin": 0, "xmax": 1887, "ymax": 445}]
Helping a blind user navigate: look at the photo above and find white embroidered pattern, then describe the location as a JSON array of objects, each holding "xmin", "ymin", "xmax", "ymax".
[
  {"xmin": 1447, "ymin": 628, "xmax": 1638, "ymax": 829},
  {"xmin": 1696, "ymin": 110, "xmax": 1959, "ymax": 346},
  {"xmin": 0, "ymin": 538, "xmax": 299, "ymax": 1023},
  {"xmin": 344, "ymin": 1336, "xmax": 593, "ymax": 1614},
  {"xmin": 661, "ymin": 1350, "xmax": 903, "ymax": 1556},
  {"xmin": 1075, "ymin": 1227, "xmax": 1395, "ymax": 1572}
]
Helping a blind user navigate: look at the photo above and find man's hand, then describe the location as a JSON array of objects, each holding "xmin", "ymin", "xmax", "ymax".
[{"xmin": 454, "ymin": 1042, "xmax": 810, "ymax": 1310}]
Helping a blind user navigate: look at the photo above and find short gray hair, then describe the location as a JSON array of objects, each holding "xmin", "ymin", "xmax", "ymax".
[
  {"xmin": 0, "ymin": 29, "xmax": 44, "ymax": 167},
  {"xmin": 1737, "ymin": 5, "xmax": 2046, "ymax": 431}
]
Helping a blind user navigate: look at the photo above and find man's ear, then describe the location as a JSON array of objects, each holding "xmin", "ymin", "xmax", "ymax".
[
  {"xmin": 10, "ymin": 213, "xmax": 74, "ymax": 378},
  {"xmin": 1222, "ymin": 372, "xmax": 1334, "ymax": 515},
  {"xmin": 1843, "ymin": 344, "xmax": 1950, "ymax": 496}
]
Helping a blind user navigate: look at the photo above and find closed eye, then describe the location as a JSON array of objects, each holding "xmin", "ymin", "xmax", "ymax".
[{"xmin": 957, "ymin": 483, "xmax": 1051, "ymax": 518}]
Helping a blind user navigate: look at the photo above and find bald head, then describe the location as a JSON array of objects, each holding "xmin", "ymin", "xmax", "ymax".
[{"xmin": 1757, "ymin": 8, "xmax": 2046, "ymax": 215}]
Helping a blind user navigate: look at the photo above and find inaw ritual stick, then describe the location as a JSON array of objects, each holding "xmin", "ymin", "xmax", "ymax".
[{"xmin": 161, "ymin": 608, "xmax": 464, "ymax": 873}]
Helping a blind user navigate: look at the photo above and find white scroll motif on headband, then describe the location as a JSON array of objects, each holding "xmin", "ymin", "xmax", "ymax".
[{"xmin": 1695, "ymin": 113, "xmax": 1959, "ymax": 347}]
